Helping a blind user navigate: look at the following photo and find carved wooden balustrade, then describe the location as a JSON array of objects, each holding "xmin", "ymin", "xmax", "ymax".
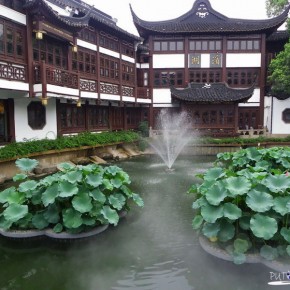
[
  {"xmin": 0, "ymin": 62, "xmax": 27, "ymax": 81},
  {"xmin": 34, "ymin": 63, "xmax": 79, "ymax": 89}
]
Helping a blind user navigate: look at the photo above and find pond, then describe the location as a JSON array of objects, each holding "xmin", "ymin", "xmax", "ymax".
[{"xmin": 0, "ymin": 155, "xmax": 284, "ymax": 290}]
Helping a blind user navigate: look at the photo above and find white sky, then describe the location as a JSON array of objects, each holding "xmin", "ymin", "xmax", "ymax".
[{"xmin": 83, "ymin": 0, "xmax": 270, "ymax": 35}]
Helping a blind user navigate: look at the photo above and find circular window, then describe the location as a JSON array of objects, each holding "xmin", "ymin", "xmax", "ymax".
[
  {"xmin": 282, "ymin": 109, "xmax": 290, "ymax": 124},
  {"xmin": 27, "ymin": 101, "xmax": 46, "ymax": 130}
]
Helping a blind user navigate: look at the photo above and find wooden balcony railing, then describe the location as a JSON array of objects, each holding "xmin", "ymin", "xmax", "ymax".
[
  {"xmin": 0, "ymin": 62, "xmax": 27, "ymax": 82},
  {"xmin": 34, "ymin": 63, "xmax": 79, "ymax": 89}
]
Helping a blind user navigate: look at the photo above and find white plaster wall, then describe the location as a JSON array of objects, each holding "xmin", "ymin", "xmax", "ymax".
[
  {"xmin": 153, "ymin": 88, "xmax": 171, "ymax": 103},
  {"xmin": 226, "ymin": 53, "xmax": 261, "ymax": 67},
  {"xmin": 271, "ymin": 98, "xmax": 290, "ymax": 135},
  {"xmin": 0, "ymin": 5, "xmax": 26, "ymax": 25},
  {"xmin": 238, "ymin": 88, "xmax": 260, "ymax": 106},
  {"xmin": 99, "ymin": 47, "xmax": 120, "ymax": 59},
  {"xmin": 77, "ymin": 39, "xmax": 97, "ymax": 51},
  {"xmin": 264, "ymin": 96, "xmax": 272, "ymax": 132},
  {"xmin": 153, "ymin": 54, "xmax": 185, "ymax": 69},
  {"xmin": 200, "ymin": 54, "xmax": 211, "ymax": 68},
  {"xmin": 121, "ymin": 55, "xmax": 135, "ymax": 64},
  {"xmin": 14, "ymin": 98, "xmax": 57, "ymax": 142}
]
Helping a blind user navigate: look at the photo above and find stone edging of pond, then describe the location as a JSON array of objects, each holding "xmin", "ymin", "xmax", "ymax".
[
  {"xmin": 0, "ymin": 211, "xmax": 127, "ymax": 240},
  {"xmin": 199, "ymin": 235, "xmax": 290, "ymax": 272}
]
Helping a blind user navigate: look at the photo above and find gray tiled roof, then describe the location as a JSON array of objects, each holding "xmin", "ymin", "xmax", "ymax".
[
  {"xmin": 170, "ymin": 82, "xmax": 255, "ymax": 104},
  {"xmin": 131, "ymin": 0, "xmax": 290, "ymax": 38}
]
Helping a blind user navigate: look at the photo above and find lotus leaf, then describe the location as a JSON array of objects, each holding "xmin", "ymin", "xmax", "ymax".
[
  {"xmin": 62, "ymin": 208, "xmax": 83, "ymax": 229},
  {"xmin": 43, "ymin": 204, "xmax": 60, "ymax": 224},
  {"xmin": 192, "ymin": 215, "xmax": 203, "ymax": 230},
  {"xmin": 53, "ymin": 223, "xmax": 63, "ymax": 233},
  {"xmin": 102, "ymin": 179, "xmax": 114, "ymax": 191},
  {"xmin": 82, "ymin": 216, "xmax": 97, "ymax": 226},
  {"xmin": 260, "ymin": 245, "xmax": 279, "ymax": 261},
  {"xmin": 225, "ymin": 176, "xmax": 251, "ymax": 197},
  {"xmin": 246, "ymin": 147, "xmax": 262, "ymax": 162},
  {"xmin": 3, "ymin": 204, "xmax": 28, "ymax": 222},
  {"xmin": 0, "ymin": 216, "xmax": 13, "ymax": 230},
  {"xmin": 32, "ymin": 212, "xmax": 49, "ymax": 230},
  {"xmin": 72, "ymin": 192, "xmax": 93, "ymax": 213},
  {"xmin": 120, "ymin": 185, "xmax": 133, "ymax": 197},
  {"xmin": 277, "ymin": 245, "xmax": 287, "ymax": 256},
  {"xmin": 201, "ymin": 204, "xmax": 223, "ymax": 223},
  {"xmin": 202, "ymin": 222, "xmax": 220, "ymax": 238},
  {"xmin": 263, "ymin": 174, "xmax": 290, "ymax": 193},
  {"xmin": 105, "ymin": 166, "xmax": 120, "ymax": 176},
  {"xmin": 0, "ymin": 187, "xmax": 15, "ymax": 203},
  {"xmin": 101, "ymin": 205, "xmax": 119, "ymax": 226},
  {"xmin": 62, "ymin": 171, "xmax": 83, "ymax": 184},
  {"xmin": 111, "ymin": 177, "xmax": 123, "ymax": 189},
  {"xmin": 16, "ymin": 213, "xmax": 32, "ymax": 229},
  {"xmin": 42, "ymin": 184, "xmax": 59, "ymax": 207},
  {"xmin": 217, "ymin": 219, "xmax": 235, "ymax": 242},
  {"xmin": 132, "ymin": 193, "xmax": 144, "ymax": 207},
  {"xmin": 18, "ymin": 180, "xmax": 38, "ymax": 193},
  {"xmin": 58, "ymin": 181, "xmax": 79, "ymax": 198},
  {"xmin": 6, "ymin": 190, "xmax": 25, "ymax": 204},
  {"xmin": 250, "ymin": 214, "xmax": 278, "ymax": 240},
  {"xmin": 86, "ymin": 173, "xmax": 103, "ymax": 187},
  {"xmin": 203, "ymin": 167, "xmax": 225, "ymax": 182},
  {"xmin": 233, "ymin": 252, "xmax": 246, "ymax": 265},
  {"xmin": 192, "ymin": 197, "xmax": 207, "ymax": 209},
  {"xmin": 31, "ymin": 189, "xmax": 43, "ymax": 205},
  {"xmin": 40, "ymin": 174, "xmax": 61, "ymax": 186},
  {"xmin": 90, "ymin": 188, "xmax": 106, "ymax": 203},
  {"xmin": 280, "ymin": 227, "xmax": 290, "ymax": 243},
  {"xmin": 108, "ymin": 194, "xmax": 126, "ymax": 210},
  {"xmin": 273, "ymin": 197, "xmax": 290, "ymax": 216},
  {"xmin": 15, "ymin": 158, "xmax": 38, "ymax": 172},
  {"xmin": 58, "ymin": 162, "xmax": 75, "ymax": 171},
  {"xmin": 246, "ymin": 189, "xmax": 273, "ymax": 213},
  {"xmin": 234, "ymin": 239, "xmax": 249, "ymax": 253},
  {"xmin": 198, "ymin": 180, "xmax": 216, "ymax": 195},
  {"xmin": 223, "ymin": 203, "xmax": 242, "ymax": 220},
  {"xmin": 239, "ymin": 215, "xmax": 251, "ymax": 230},
  {"xmin": 13, "ymin": 173, "xmax": 28, "ymax": 182},
  {"xmin": 205, "ymin": 182, "xmax": 228, "ymax": 206}
]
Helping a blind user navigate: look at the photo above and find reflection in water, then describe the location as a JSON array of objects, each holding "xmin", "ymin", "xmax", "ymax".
[{"xmin": 0, "ymin": 156, "xmax": 275, "ymax": 290}]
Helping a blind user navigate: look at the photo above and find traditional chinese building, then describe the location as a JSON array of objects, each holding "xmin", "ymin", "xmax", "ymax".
[
  {"xmin": 131, "ymin": 0, "xmax": 290, "ymax": 136},
  {"xmin": 0, "ymin": 0, "xmax": 289, "ymax": 144}
]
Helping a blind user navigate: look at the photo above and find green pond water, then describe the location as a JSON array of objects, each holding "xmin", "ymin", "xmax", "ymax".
[{"xmin": 0, "ymin": 155, "xmax": 285, "ymax": 290}]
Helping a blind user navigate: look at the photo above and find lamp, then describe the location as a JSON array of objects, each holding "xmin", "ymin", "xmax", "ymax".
[
  {"xmin": 76, "ymin": 99, "xmax": 82, "ymax": 107},
  {"xmin": 72, "ymin": 44, "xmax": 78, "ymax": 53},
  {"xmin": 41, "ymin": 97, "xmax": 48, "ymax": 106},
  {"xmin": 35, "ymin": 31, "xmax": 43, "ymax": 40}
]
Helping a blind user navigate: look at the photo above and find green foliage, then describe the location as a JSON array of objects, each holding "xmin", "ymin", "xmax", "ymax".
[
  {"xmin": 0, "ymin": 131, "xmax": 140, "ymax": 161},
  {"xmin": 268, "ymin": 41, "xmax": 290, "ymax": 99},
  {"xmin": 0, "ymin": 159, "xmax": 143, "ymax": 233},
  {"xmin": 189, "ymin": 146, "xmax": 290, "ymax": 264}
]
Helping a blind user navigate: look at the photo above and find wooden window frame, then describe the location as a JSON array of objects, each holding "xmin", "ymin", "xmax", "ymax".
[
  {"xmin": 226, "ymin": 68, "xmax": 259, "ymax": 87},
  {"xmin": 153, "ymin": 40, "xmax": 184, "ymax": 52},
  {"xmin": 189, "ymin": 69, "xmax": 222, "ymax": 83},
  {"xmin": 100, "ymin": 54, "xmax": 119, "ymax": 83},
  {"xmin": 0, "ymin": 20, "xmax": 25, "ymax": 61},
  {"xmin": 227, "ymin": 39, "xmax": 260, "ymax": 52},
  {"xmin": 122, "ymin": 61, "xmax": 135, "ymax": 85},
  {"xmin": 72, "ymin": 48, "xmax": 97, "ymax": 76},
  {"xmin": 189, "ymin": 40, "xmax": 222, "ymax": 52},
  {"xmin": 153, "ymin": 70, "xmax": 184, "ymax": 87}
]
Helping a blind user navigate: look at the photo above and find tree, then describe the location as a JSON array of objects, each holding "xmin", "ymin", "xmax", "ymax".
[{"xmin": 266, "ymin": 0, "xmax": 290, "ymax": 98}]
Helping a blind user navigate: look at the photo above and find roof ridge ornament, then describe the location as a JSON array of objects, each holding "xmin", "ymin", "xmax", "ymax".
[
  {"xmin": 196, "ymin": 3, "xmax": 209, "ymax": 18},
  {"xmin": 203, "ymin": 83, "xmax": 211, "ymax": 89}
]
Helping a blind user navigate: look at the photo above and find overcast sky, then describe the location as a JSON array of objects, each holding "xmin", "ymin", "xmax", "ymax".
[{"xmin": 83, "ymin": 0, "xmax": 270, "ymax": 35}]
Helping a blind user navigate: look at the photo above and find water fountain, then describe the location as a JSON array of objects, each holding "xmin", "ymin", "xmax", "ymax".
[{"xmin": 149, "ymin": 109, "xmax": 193, "ymax": 169}]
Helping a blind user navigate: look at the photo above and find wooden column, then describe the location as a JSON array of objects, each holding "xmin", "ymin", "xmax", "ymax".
[{"xmin": 259, "ymin": 34, "xmax": 266, "ymax": 128}]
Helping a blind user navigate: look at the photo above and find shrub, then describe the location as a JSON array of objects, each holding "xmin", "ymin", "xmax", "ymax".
[
  {"xmin": 0, "ymin": 131, "xmax": 140, "ymax": 161},
  {"xmin": 188, "ymin": 146, "xmax": 290, "ymax": 264},
  {"xmin": 0, "ymin": 158, "xmax": 143, "ymax": 233}
]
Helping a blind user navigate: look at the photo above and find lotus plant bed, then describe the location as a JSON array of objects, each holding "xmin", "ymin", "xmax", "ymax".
[
  {"xmin": 188, "ymin": 146, "xmax": 290, "ymax": 267},
  {"xmin": 0, "ymin": 158, "xmax": 144, "ymax": 240}
]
